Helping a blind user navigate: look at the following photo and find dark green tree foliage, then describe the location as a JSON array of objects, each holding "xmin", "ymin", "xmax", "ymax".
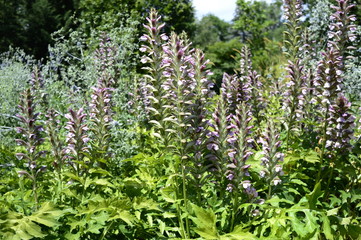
[
  {"xmin": 76, "ymin": 0, "xmax": 195, "ymax": 37},
  {"xmin": 193, "ymin": 14, "xmax": 233, "ymax": 50},
  {"xmin": 0, "ymin": 0, "xmax": 194, "ymax": 59},
  {"xmin": 25, "ymin": 0, "xmax": 60, "ymax": 58},
  {"xmin": 206, "ymin": 38, "xmax": 244, "ymax": 87},
  {"xmin": 233, "ymin": 0, "xmax": 283, "ymax": 48},
  {"xmin": 0, "ymin": 0, "xmax": 27, "ymax": 52},
  {"xmin": 76, "ymin": 0, "xmax": 138, "ymax": 35},
  {"xmin": 0, "ymin": 0, "xmax": 77, "ymax": 58},
  {"xmin": 141, "ymin": 0, "xmax": 195, "ymax": 37}
]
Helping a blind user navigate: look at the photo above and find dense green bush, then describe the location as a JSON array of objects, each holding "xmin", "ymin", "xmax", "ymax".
[{"xmin": 0, "ymin": 0, "xmax": 361, "ymax": 239}]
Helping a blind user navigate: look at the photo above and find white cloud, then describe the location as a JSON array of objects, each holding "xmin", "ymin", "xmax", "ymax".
[
  {"xmin": 193, "ymin": 0, "xmax": 237, "ymax": 22},
  {"xmin": 193, "ymin": 0, "xmax": 274, "ymax": 22}
]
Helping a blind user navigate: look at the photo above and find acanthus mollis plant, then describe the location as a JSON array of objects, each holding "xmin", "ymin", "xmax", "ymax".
[
  {"xmin": 45, "ymin": 109, "xmax": 65, "ymax": 202},
  {"xmin": 206, "ymin": 80, "xmax": 259, "ymax": 232},
  {"xmin": 140, "ymin": 12, "xmax": 190, "ymax": 237},
  {"xmin": 45, "ymin": 109, "xmax": 64, "ymax": 173},
  {"xmin": 185, "ymin": 49, "xmax": 214, "ymax": 192},
  {"xmin": 313, "ymin": 0, "xmax": 357, "ymax": 183},
  {"xmin": 311, "ymin": 0, "xmax": 356, "ymax": 94},
  {"xmin": 299, "ymin": 30, "xmax": 318, "ymax": 128},
  {"xmin": 282, "ymin": 0, "xmax": 309, "ymax": 147},
  {"xmin": 283, "ymin": 0, "xmax": 303, "ymax": 59},
  {"xmin": 226, "ymin": 103, "xmax": 258, "ymax": 231},
  {"xmin": 283, "ymin": 59, "xmax": 307, "ymax": 147},
  {"xmin": 139, "ymin": 8, "xmax": 170, "ymax": 144},
  {"xmin": 139, "ymin": 9, "xmax": 217, "ymax": 238},
  {"xmin": 237, "ymin": 46, "xmax": 264, "ymax": 126},
  {"xmin": 160, "ymin": 32, "xmax": 201, "ymax": 238},
  {"xmin": 206, "ymin": 91, "xmax": 232, "ymax": 197},
  {"xmin": 327, "ymin": 0, "xmax": 357, "ymax": 60},
  {"xmin": 314, "ymin": 48, "xmax": 344, "ymax": 182},
  {"xmin": 89, "ymin": 34, "xmax": 117, "ymax": 168},
  {"xmin": 221, "ymin": 73, "xmax": 251, "ymax": 116},
  {"xmin": 207, "ymin": 71, "xmax": 254, "ymax": 193},
  {"xmin": 89, "ymin": 86, "xmax": 113, "ymax": 168},
  {"xmin": 160, "ymin": 31, "xmax": 194, "ymax": 146},
  {"xmin": 326, "ymin": 95, "xmax": 355, "ymax": 154},
  {"xmin": 63, "ymin": 108, "xmax": 90, "ymax": 177},
  {"xmin": 16, "ymin": 88, "xmax": 46, "ymax": 208},
  {"xmin": 323, "ymin": 95, "xmax": 355, "ymax": 194},
  {"xmin": 95, "ymin": 33, "xmax": 118, "ymax": 89},
  {"xmin": 29, "ymin": 65, "xmax": 48, "ymax": 113},
  {"xmin": 258, "ymin": 120, "xmax": 284, "ymax": 199},
  {"xmin": 206, "ymin": 73, "xmax": 246, "ymax": 188}
]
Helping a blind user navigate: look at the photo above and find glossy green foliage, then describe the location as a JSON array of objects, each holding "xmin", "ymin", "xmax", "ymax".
[{"xmin": 0, "ymin": 1, "xmax": 361, "ymax": 239}]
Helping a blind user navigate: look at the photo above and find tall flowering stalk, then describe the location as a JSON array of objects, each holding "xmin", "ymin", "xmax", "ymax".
[
  {"xmin": 283, "ymin": 59, "xmax": 307, "ymax": 147},
  {"xmin": 140, "ymin": 10, "xmax": 216, "ymax": 238},
  {"xmin": 314, "ymin": 48, "xmax": 343, "ymax": 182},
  {"xmin": 300, "ymin": 30, "xmax": 317, "ymax": 127},
  {"xmin": 226, "ymin": 104, "xmax": 254, "ymax": 194},
  {"xmin": 324, "ymin": 95, "xmax": 355, "ymax": 195},
  {"xmin": 283, "ymin": 0, "xmax": 303, "ymax": 59},
  {"xmin": 45, "ymin": 109, "xmax": 65, "ymax": 202},
  {"xmin": 222, "ymin": 73, "xmax": 251, "ymax": 116},
  {"xmin": 282, "ymin": 0, "xmax": 308, "ymax": 147},
  {"xmin": 314, "ymin": 0, "xmax": 357, "ymax": 183},
  {"xmin": 207, "ymin": 73, "xmax": 249, "ymax": 190},
  {"xmin": 139, "ymin": 9, "xmax": 171, "ymax": 145},
  {"xmin": 327, "ymin": 0, "xmax": 357, "ymax": 59},
  {"xmin": 238, "ymin": 46, "xmax": 264, "ymax": 126},
  {"xmin": 95, "ymin": 34, "xmax": 118, "ymax": 88},
  {"xmin": 186, "ymin": 49, "xmax": 214, "ymax": 192},
  {"xmin": 89, "ymin": 35, "xmax": 117, "ymax": 167},
  {"xmin": 16, "ymin": 88, "xmax": 46, "ymax": 208},
  {"xmin": 89, "ymin": 86, "xmax": 113, "ymax": 168},
  {"xmin": 206, "ymin": 79, "xmax": 258, "ymax": 232},
  {"xmin": 258, "ymin": 120, "xmax": 284, "ymax": 199},
  {"xmin": 206, "ymin": 93, "xmax": 232, "ymax": 196},
  {"xmin": 207, "ymin": 69, "xmax": 258, "ymax": 231},
  {"xmin": 227, "ymin": 103, "xmax": 256, "ymax": 231},
  {"xmin": 161, "ymin": 31, "xmax": 199, "ymax": 238},
  {"xmin": 45, "ymin": 109, "xmax": 64, "ymax": 173},
  {"xmin": 64, "ymin": 108, "xmax": 90, "ymax": 176}
]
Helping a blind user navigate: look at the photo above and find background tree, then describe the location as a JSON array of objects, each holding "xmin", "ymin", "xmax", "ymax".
[
  {"xmin": 232, "ymin": 0, "xmax": 284, "ymax": 74},
  {"xmin": 0, "ymin": 0, "xmax": 194, "ymax": 59},
  {"xmin": 233, "ymin": 0, "xmax": 283, "ymax": 49},
  {"xmin": 206, "ymin": 38, "xmax": 244, "ymax": 88},
  {"xmin": 139, "ymin": 0, "xmax": 195, "ymax": 37},
  {"xmin": 0, "ymin": 0, "xmax": 77, "ymax": 58},
  {"xmin": 192, "ymin": 14, "xmax": 233, "ymax": 50}
]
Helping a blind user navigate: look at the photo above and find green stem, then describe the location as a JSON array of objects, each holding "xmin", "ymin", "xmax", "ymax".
[
  {"xmin": 32, "ymin": 178, "xmax": 38, "ymax": 209},
  {"xmin": 267, "ymin": 182, "xmax": 272, "ymax": 200},
  {"xmin": 316, "ymin": 107, "xmax": 329, "ymax": 183},
  {"xmin": 230, "ymin": 190, "xmax": 239, "ymax": 232},
  {"xmin": 324, "ymin": 161, "xmax": 335, "ymax": 201},
  {"xmin": 100, "ymin": 221, "xmax": 114, "ymax": 240},
  {"xmin": 181, "ymin": 164, "xmax": 190, "ymax": 238},
  {"xmin": 30, "ymin": 166, "xmax": 38, "ymax": 209},
  {"xmin": 175, "ymin": 177, "xmax": 186, "ymax": 239},
  {"xmin": 55, "ymin": 168, "xmax": 64, "ymax": 203},
  {"xmin": 285, "ymin": 115, "xmax": 294, "ymax": 151}
]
